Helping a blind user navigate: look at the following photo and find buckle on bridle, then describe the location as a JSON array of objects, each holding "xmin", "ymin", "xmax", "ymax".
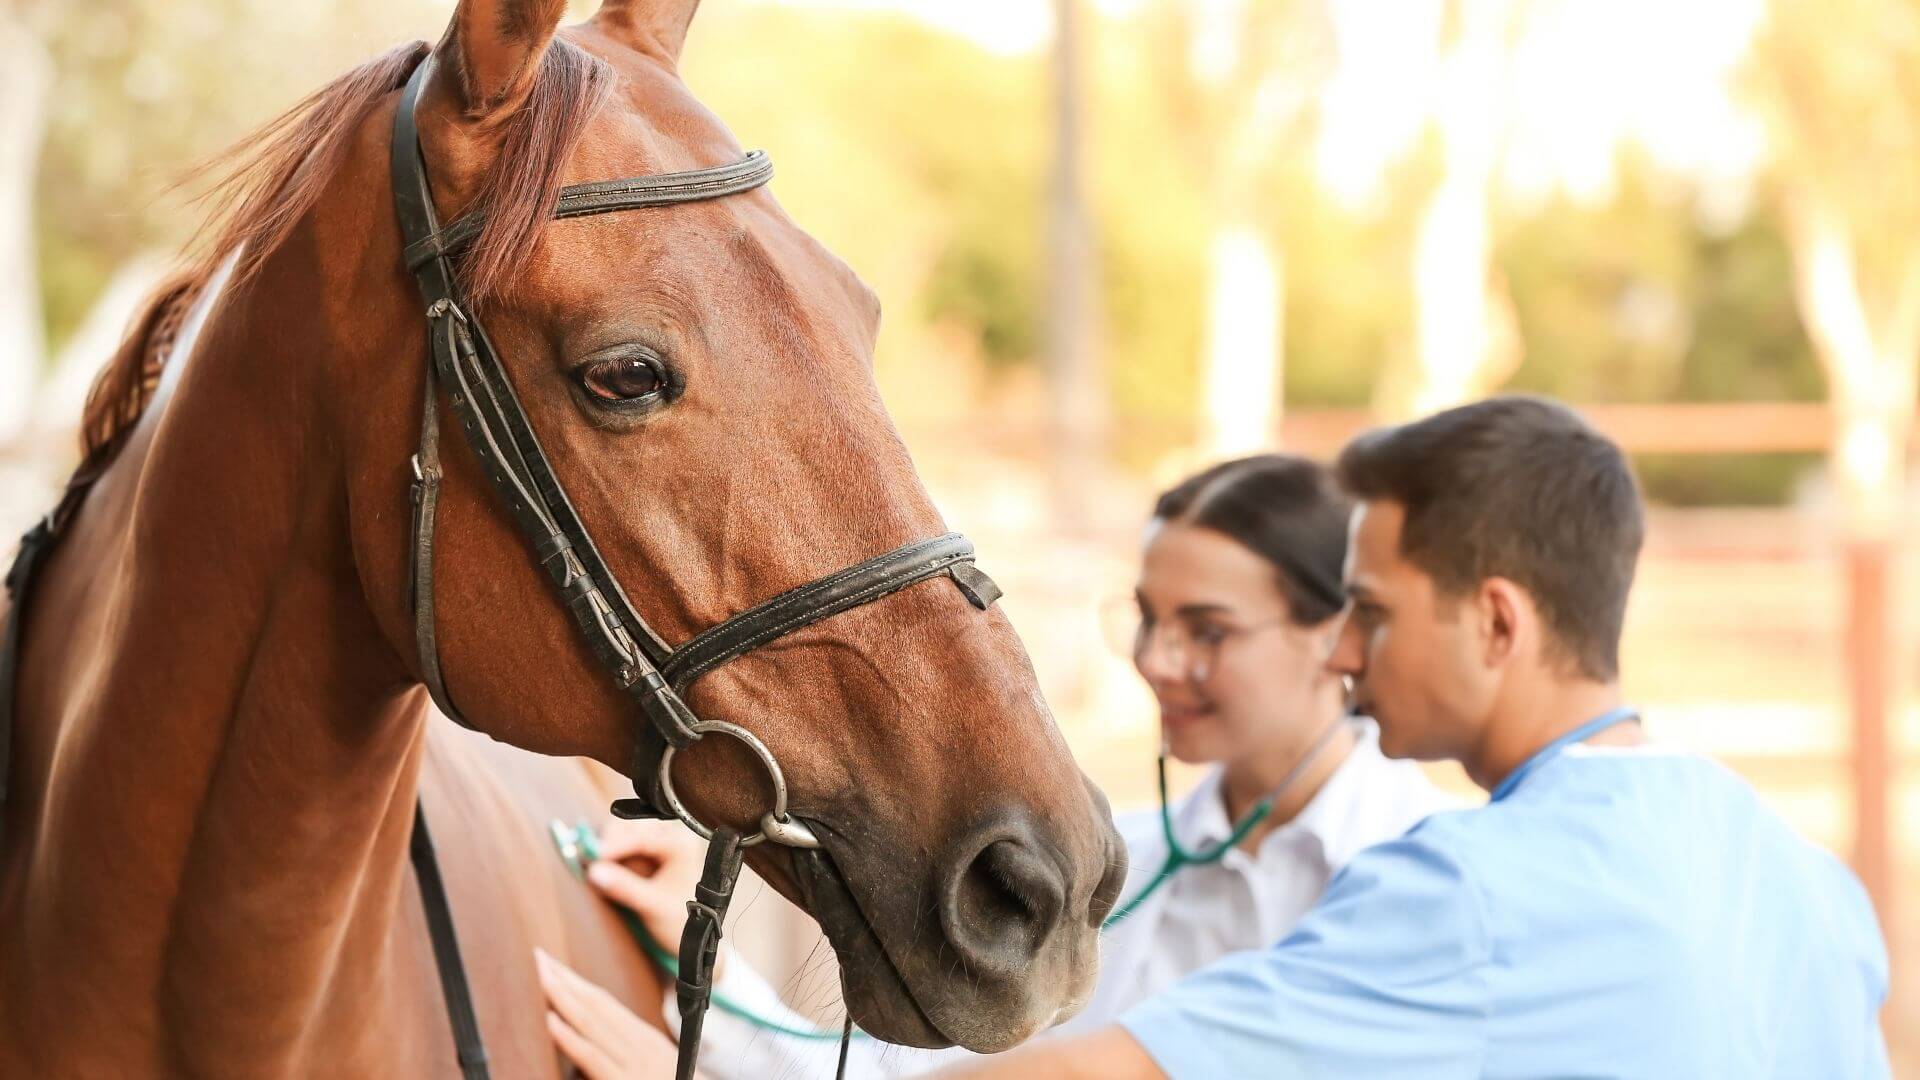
[
  {"xmin": 409, "ymin": 453, "xmax": 442, "ymax": 506},
  {"xmin": 425, "ymin": 297, "xmax": 469, "ymax": 325}
]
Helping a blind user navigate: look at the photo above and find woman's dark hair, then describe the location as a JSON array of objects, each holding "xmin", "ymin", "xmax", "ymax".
[{"xmin": 1153, "ymin": 454, "xmax": 1351, "ymax": 625}]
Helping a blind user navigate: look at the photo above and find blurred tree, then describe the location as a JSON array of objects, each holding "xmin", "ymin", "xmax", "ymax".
[
  {"xmin": 1500, "ymin": 161, "xmax": 1822, "ymax": 396},
  {"xmin": 31, "ymin": 0, "xmax": 447, "ymax": 349},
  {"xmin": 1498, "ymin": 168, "xmax": 1824, "ymax": 505},
  {"xmin": 1136, "ymin": 0, "xmax": 1334, "ymax": 457},
  {"xmin": 1746, "ymin": 0, "xmax": 1920, "ymax": 923},
  {"xmin": 1086, "ymin": 19, "xmax": 1209, "ymax": 463},
  {"xmin": 1403, "ymin": 0, "xmax": 1525, "ymax": 417},
  {"xmin": 1272, "ymin": 164, "xmax": 1416, "ymax": 411},
  {"xmin": 0, "ymin": 5, "xmax": 50, "ymax": 446},
  {"xmin": 26, "ymin": 0, "xmax": 1851, "ymax": 519},
  {"xmin": 1046, "ymin": 0, "xmax": 1104, "ymax": 529},
  {"xmin": 688, "ymin": 3, "xmax": 1290, "ymax": 470},
  {"xmin": 1309, "ymin": 0, "xmax": 1532, "ymax": 420},
  {"xmin": 1750, "ymin": 0, "xmax": 1920, "ymax": 537},
  {"xmin": 683, "ymin": 6, "xmax": 1046, "ymax": 430}
]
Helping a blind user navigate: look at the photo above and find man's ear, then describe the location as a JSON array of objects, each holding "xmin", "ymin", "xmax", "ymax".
[
  {"xmin": 437, "ymin": 0, "xmax": 568, "ymax": 116},
  {"xmin": 1478, "ymin": 577, "xmax": 1531, "ymax": 669},
  {"xmin": 592, "ymin": 0, "xmax": 703, "ymax": 65}
]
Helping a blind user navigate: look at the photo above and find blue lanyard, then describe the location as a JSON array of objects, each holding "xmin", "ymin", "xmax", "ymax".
[{"xmin": 1489, "ymin": 705, "xmax": 1639, "ymax": 802}]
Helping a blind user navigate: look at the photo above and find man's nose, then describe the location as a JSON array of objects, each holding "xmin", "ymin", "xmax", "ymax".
[{"xmin": 1325, "ymin": 611, "xmax": 1363, "ymax": 677}]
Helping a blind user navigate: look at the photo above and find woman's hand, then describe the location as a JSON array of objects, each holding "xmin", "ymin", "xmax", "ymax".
[
  {"xmin": 535, "ymin": 947, "xmax": 679, "ymax": 1079},
  {"xmin": 586, "ymin": 817, "xmax": 710, "ymax": 961},
  {"xmin": 535, "ymin": 819, "xmax": 713, "ymax": 1078}
]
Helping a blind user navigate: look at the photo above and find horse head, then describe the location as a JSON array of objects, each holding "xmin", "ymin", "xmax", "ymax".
[{"xmin": 320, "ymin": 0, "xmax": 1124, "ymax": 1050}]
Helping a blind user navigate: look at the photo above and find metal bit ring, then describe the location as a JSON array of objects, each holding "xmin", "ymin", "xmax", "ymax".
[{"xmin": 657, "ymin": 719, "xmax": 821, "ymax": 849}]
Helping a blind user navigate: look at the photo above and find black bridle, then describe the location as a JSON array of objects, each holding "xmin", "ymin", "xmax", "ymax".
[
  {"xmin": 388, "ymin": 59, "xmax": 999, "ymax": 1079},
  {"xmin": 0, "ymin": 55, "xmax": 1001, "ymax": 1080}
]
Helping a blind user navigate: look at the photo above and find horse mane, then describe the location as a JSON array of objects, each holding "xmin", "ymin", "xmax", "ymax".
[{"xmin": 73, "ymin": 36, "xmax": 614, "ymax": 479}]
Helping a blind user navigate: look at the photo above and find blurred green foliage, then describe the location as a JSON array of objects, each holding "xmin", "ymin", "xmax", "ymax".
[
  {"xmin": 1495, "ymin": 167, "xmax": 1827, "ymax": 503},
  {"xmin": 694, "ymin": 6, "xmax": 1829, "ymax": 505},
  {"xmin": 28, "ymin": 1, "xmax": 1841, "ymax": 506},
  {"xmin": 1501, "ymin": 167, "xmax": 1823, "ymax": 406},
  {"xmin": 33, "ymin": 0, "xmax": 449, "ymax": 341}
]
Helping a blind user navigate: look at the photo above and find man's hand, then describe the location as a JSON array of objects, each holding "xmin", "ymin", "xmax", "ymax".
[{"xmin": 536, "ymin": 948, "xmax": 680, "ymax": 1079}]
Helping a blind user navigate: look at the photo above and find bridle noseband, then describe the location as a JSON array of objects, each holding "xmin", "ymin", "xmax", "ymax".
[{"xmin": 389, "ymin": 59, "xmax": 999, "ymax": 1078}]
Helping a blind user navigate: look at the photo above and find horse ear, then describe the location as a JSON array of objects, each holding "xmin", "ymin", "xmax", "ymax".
[
  {"xmin": 592, "ymin": 0, "xmax": 703, "ymax": 64},
  {"xmin": 437, "ymin": 0, "xmax": 568, "ymax": 115}
]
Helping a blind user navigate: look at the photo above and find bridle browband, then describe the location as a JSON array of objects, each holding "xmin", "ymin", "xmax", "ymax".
[
  {"xmin": 401, "ymin": 150, "xmax": 774, "ymax": 272},
  {"xmin": 389, "ymin": 58, "xmax": 999, "ymax": 1078}
]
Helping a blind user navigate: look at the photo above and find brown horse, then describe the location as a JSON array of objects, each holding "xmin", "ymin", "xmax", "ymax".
[{"xmin": 0, "ymin": 0, "xmax": 1125, "ymax": 1075}]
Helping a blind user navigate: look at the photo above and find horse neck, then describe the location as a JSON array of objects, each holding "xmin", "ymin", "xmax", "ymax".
[{"xmin": 4, "ymin": 254, "xmax": 435, "ymax": 1073}]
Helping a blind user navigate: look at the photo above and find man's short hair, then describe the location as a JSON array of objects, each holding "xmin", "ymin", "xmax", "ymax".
[{"xmin": 1334, "ymin": 395, "xmax": 1644, "ymax": 680}]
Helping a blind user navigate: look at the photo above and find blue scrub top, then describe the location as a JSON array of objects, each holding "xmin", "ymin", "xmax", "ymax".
[{"xmin": 1120, "ymin": 744, "xmax": 1890, "ymax": 1078}]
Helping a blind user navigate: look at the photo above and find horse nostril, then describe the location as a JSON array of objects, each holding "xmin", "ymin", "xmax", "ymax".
[
  {"xmin": 1089, "ymin": 834, "xmax": 1127, "ymax": 928},
  {"xmin": 942, "ymin": 834, "xmax": 1067, "ymax": 973}
]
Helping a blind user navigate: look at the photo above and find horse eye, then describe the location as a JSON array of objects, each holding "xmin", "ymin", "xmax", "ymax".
[{"xmin": 578, "ymin": 356, "xmax": 666, "ymax": 404}]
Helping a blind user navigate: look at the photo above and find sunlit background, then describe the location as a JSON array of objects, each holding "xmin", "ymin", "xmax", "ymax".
[{"xmin": 0, "ymin": 0, "xmax": 1913, "ymax": 1068}]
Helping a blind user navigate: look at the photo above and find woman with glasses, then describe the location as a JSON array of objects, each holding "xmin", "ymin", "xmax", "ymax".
[
  {"xmin": 1079, "ymin": 452, "xmax": 1455, "ymax": 1027},
  {"xmin": 533, "ymin": 454, "xmax": 1456, "ymax": 1079}
]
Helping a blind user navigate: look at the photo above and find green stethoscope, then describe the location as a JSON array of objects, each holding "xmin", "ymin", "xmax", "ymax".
[
  {"xmin": 549, "ymin": 819, "xmax": 866, "ymax": 1042},
  {"xmin": 1102, "ymin": 714, "xmax": 1353, "ymax": 926},
  {"xmin": 547, "ymin": 714, "xmax": 1355, "ymax": 1042}
]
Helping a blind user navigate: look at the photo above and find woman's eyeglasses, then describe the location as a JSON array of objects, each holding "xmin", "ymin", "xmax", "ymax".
[{"xmin": 1099, "ymin": 595, "xmax": 1290, "ymax": 684}]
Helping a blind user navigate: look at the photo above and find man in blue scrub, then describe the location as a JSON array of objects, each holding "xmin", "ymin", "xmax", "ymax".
[{"xmin": 939, "ymin": 396, "xmax": 1889, "ymax": 1079}]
